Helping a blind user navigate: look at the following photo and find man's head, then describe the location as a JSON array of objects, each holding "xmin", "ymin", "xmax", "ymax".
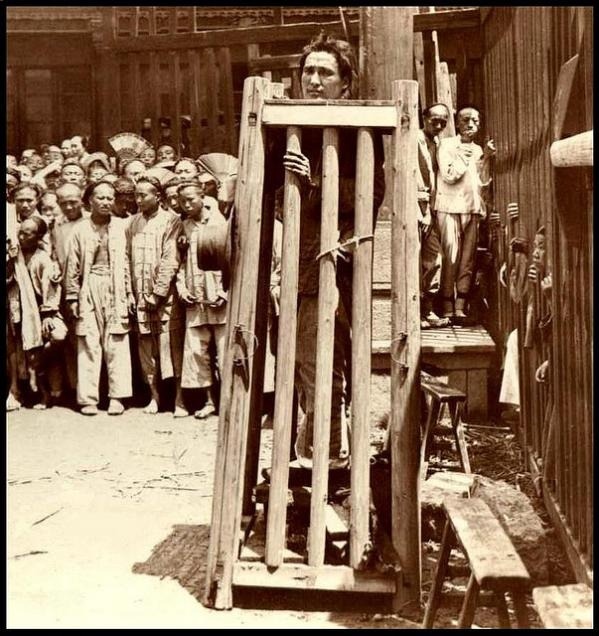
[
  {"xmin": 47, "ymin": 145, "xmax": 63, "ymax": 164},
  {"xmin": 13, "ymin": 183, "xmax": 41, "ymax": 221},
  {"xmin": 121, "ymin": 159, "xmax": 146, "ymax": 183},
  {"xmin": 25, "ymin": 153, "xmax": 44, "ymax": 173},
  {"xmin": 174, "ymin": 158, "xmax": 199, "ymax": 180},
  {"xmin": 61, "ymin": 138, "xmax": 73, "ymax": 158},
  {"xmin": 177, "ymin": 181, "xmax": 204, "ymax": 220},
  {"xmin": 140, "ymin": 146, "xmax": 156, "ymax": 168},
  {"xmin": 423, "ymin": 103, "xmax": 450, "ymax": 139},
  {"xmin": 135, "ymin": 176, "xmax": 162, "ymax": 215},
  {"xmin": 456, "ymin": 106, "xmax": 481, "ymax": 142},
  {"xmin": 18, "ymin": 216, "xmax": 47, "ymax": 253},
  {"xmin": 21, "ymin": 149, "xmax": 36, "ymax": 163},
  {"xmin": 40, "ymin": 191, "xmax": 62, "ymax": 221},
  {"xmin": 113, "ymin": 177, "xmax": 137, "ymax": 218},
  {"xmin": 7, "ymin": 155, "xmax": 18, "ymax": 170},
  {"xmin": 61, "ymin": 160, "xmax": 86, "ymax": 187},
  {"xmin": 164, "ymin": 177, "xmax": 182, "ymax": 214},
  {"xmin": 299, "ymin": 33, "xmax": 357, "ymax": 100},
  {"xmin": 56, "ymin": 182, "xmax": 84, "ymax": 221},
  {"xmin": 16, "ymin": 164, "xmax": 33, "ymax": 183},
  {"xmin": 86, "ymin": 160, "xmax": 110, "ymax": 184},
  {"xmin": 70, "ymin": 135, "xmax": 89, "ymax": 159},
  {"xmin": 157, "ymin": 144, "xmax": 176, "ymax": 163},
  {"xmin": 84, "ymin": 181, "xmax": 115, "ymax": 219}
]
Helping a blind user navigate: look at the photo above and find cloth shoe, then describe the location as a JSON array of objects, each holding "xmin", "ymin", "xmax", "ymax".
[
  {"xmin": 81, "ymin": 404, "xmax": 99, "ymax": 416},
  {"xmin": 108, "ymin": 399, "xmax": 125, "ymax": 415}
]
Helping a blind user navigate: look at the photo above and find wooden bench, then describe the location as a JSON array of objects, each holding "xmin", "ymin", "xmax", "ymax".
[
  {"xmin": 423, "ymin": 497, "xmax": 532, "ymax": 628},
  {"xmin": 420, "ymin": 374, "xmax": 470, "ymax": 481},
  {"xmin": 532, "ymin": 584, "xmax": 593, "ymax": 628}
]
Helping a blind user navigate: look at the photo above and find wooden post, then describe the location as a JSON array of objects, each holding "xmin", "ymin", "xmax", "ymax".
[
  {"xmin": 203, "ymin": 76, "xmax": 270, "ymax": 610},
  {"xmin": 265, "ymin": 126, "xmax": 302, "ymax": 567},
  {"xmin": 550, "ymin": 130, "xmax": 593, "ymax": 167},
  {"xmin": 308, "ymin": 127, "xmax": 339, "ymax": 568},
  {"xmin": 349, "ymin": 127, "xmax": 374, "ymax": 569},
  {"xmin": 96, "ymin": 8, "xmax": 121, "ymax": 154},
  {"xmin": 149, "ymin": 51, "xmax": 162, "ymax": 149},
  {"xmin": 217, "ymin": 47, "xmax": 237, "ymax": 156},
  {"xmin": 391, "ymin": 79, "xmax": 421, "ymax": 610},
  {"xmin": 436, "ymin": 62, "xmax": 456, "ymax": 138},
  {"xmin": 189, "ymin": 49, "xmax": 202, "ymax": 156}
]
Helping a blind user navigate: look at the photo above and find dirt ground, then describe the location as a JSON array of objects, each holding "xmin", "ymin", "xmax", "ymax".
[{"xmin": 6, "ymin": 372, "xmax": 574, "ymax": 628}]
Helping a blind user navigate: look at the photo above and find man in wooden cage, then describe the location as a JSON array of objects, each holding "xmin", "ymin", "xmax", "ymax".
[
  {"xmin": 435, "ymin": 106, "xmax": 495, "ymax": 320},
  {"xmin": 268, "ymin": 33, "xmax": 385, "ymax": 469}
]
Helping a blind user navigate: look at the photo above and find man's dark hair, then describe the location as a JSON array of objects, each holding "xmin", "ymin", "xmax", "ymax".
[
  {"xmin": 136, "ymin": 175, "xmax": 163, "ymax": 198},
  {"xmin": 82, "ymin": 179, "xmax": 116, "ymax": 208},
  {"xmin": 12, "ymin": 181, "xmax": 42, "ymax": 199},
  {"xmin": 423, "ymin": 103, "xmax": 450, "ymax": 118},
  {"xmin": 456, "ymin": 104, "xmax": 481, "ymax": 120},
  {"xmin": 299, "ymin": 32, "xmax": 358, "ymax": 99},
  {"xmin": 61, "ymin": 158, "xmax": 84, "ymax": 173}
]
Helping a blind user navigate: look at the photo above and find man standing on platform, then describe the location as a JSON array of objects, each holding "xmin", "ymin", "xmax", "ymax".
[
  {"xmin": 417, "ymin": 103, "xmax": 451, "ymax": 329},
  {"xmin": 435, "ymin": 106, "xmax": 495, "ymax": 321}
]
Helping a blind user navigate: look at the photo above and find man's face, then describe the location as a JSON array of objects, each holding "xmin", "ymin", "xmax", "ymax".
[
  {"xmin": 135, "ymin": 181, "xmax": 160, "ymax": 214},
  {"xmin": 157, "ymin": 145, "xmax": 176, "ymax": 163},
  {"xmin": 18, "ymin": 219, "xmax": 40, "ymax": 252},
  {"xmin": 48, "ymin": 149, "xmax": 63, "ymax": 164},
  {"xmin": 89, "ymin": 183, "xmax": 115, "ymax": 218},
  {"xmin": 532, "ymin": 232, "xmax": 546, "ymax": 271},
  {"xmin": 114, "ymin": 193, "xmax": 136, "ymax": 218},
  {"xmin": 27, "ymin": 154, "xmax": 44, "ymax": 173},
  {"xmin": 17, "ymin": 165, "xmax": 33, "ymax": 183},
  {"xmin": 178, "ymin": 186, "xmax": 204, "ymax": 219},
  {"xmin": 61, "ymin": 140, "xmax": 72, "ymax": 157},
  {"xmin": 88, "ymin": 164, "xmax": 109, "ymax": 183},
  {"xmin": 457, "ymin": 108, "xmax": 480, "ymax": 142},
  {"xmin": 61, "ymin": 164, "xmax": 86, "ymax": 187},
  {"xmin": 301, "ymin": 51, "xmax": 347, "ymax": 100},
  {"xmin": 70, "ymin": 136, "xmax": 86, "ymax": 159},
  {"xmin": 40, "ymin": 193, "xmax": 62, "ymax": 219},
  {"xmin": 424, "ymin": 106, "xmax": 449, "ymax": 139},
  {"xmin": 174, "ymin": 160, "xmax": 198, "ymax": 180},
  {"xmin": 14, "ymin": 188, "xmax": 39, "ymax": 220},
  {"xmin": 123, "ymin": 160, "xmax": 146, "ymax": 182},
  {"xmin": 140, "ymin": 148, "xmax": 156, "ymax": 167},
  {"xmin": 57, "ymin": 187, "xmax": 83, "ymax": 221},
  {"xmin": 165, "ymin": 186, "xmax": 181, "ymax": 213}
]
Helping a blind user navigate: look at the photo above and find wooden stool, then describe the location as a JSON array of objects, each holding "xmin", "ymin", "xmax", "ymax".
[
  {"xmin": 532, "ymin": 584, "xmax": 593, "ymax": 628},
  {"xmin": 420, "ymin": 374, "xmax": 470, "ymax": 481},
  {"xmin": 423, "ymin": 497, "xmax": 531, "ymax": 629}
]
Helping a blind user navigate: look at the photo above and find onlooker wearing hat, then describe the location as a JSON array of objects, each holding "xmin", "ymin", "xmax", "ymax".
[
  {"xmin": 121, "ymin": 158, "xmax": 146, "ymax": 183},
  {"xmin": 81, "ymin": 152, "xmax": 111, "ymax": 183},
  {"xmin": 65, "ymin": 180, "xmax": 134, "ymax": 415},
  {"xmin": 173, "ymin": 158, "xmax": 199, "ymax": 181},
  {"xmin": 127, "ymin": 175, "xmax": 186, "ymax": 417},
  {"xmin": 60, "ymin": 159, "xmax": 86, "ymax": 188},
  {"xmin": 113, "ymin": 177, "xmax": 137, "ymax": 220}
]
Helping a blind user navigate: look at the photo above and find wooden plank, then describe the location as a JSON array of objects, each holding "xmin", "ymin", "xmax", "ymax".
[
  {"xmin": 262, "ymin": 103, "xmax": 396, "ymax": 129},
  {"xmin": 202, "ymin": 47, "xmax": 218, "ymax": 152},
  {"xmin": 148, "ymin": 51, "xmax": 161, "ymax": 149},
  {"xmin": 265, "ymin": 126, "xmax": 302, "ymax": 568},
  {"xmin": 241, "ymin": 512, "xmax": 303, "ymax": 564},
  {"xmin": 414, "ymin": 7, "xmax": 480, "ymax": 33},
  {"xmin": 436, "ymin": 62, "xmax": 456, "ymax": 138},
  {"xmin": 465, "ymin": 369, "xmax": 488, "ymax": 421},
  {"xmin": 325, "ymin": 504, "xmax": 349, "ymax": 541},
  {"xmin": 189, "ymin": 49, "xmax": 202, "ymax": 157},
  {"xmin": 308, "ymin": 127, "xmax": 339, "ymax": 568},
  {"xmin": 203, "ymin": 76, "xmax": 270, "ymax": 610},
  {"xmin": 217, "ymin": 47, "xmax": 236, "ymax": 156},
  {"xmin": 232, "ymin": 562, "xmax": 396, "ymax": 594},
  {"xmin": 350, "ymin": 127, "xmax": 374, "ymax": 569},
  {"xmin": 390, "ymin": 78, "xmax": 421, "ymax": 609},
  {"xmin": 420, "ymin": 377, "xmax": 466, "ymax": 403},
  {"xmin": 444, "ymin": 497, "xmax": 531, "ymax": 589},
  {"xmin": 169, "ymin": 50, "xmax": 182, "ymax": 154},
  {"xmin": 249, "ymin": 54, "xmax": 302, "ymax": 73},
  {"xmin": 413, "ymin": 32, "xmax": 426, "ymax": 106},
  {"xmin": 550, "ymin": 131, "xmax": 593, "ymax": 167},
  {"xmin": 532, "ymin": 584, "xmax": 593, "ymax": 628},
  {"xmin": 114, "ymin": 19, "xmax": 361, "ymax": 52},
  {"xmin": 129, "ymin": 53, "xmax": 141, "ymax": 135}
]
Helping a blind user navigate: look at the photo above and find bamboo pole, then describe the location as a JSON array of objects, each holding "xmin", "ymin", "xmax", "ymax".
[
  {"xmin": 203, "ymin": 76, "xmax": 270, "ymax": 610},
  {"xmin": 349, "ymin": 127, "xmax": 374, "ymax": 569},
  {"xmin": 265, "ymin": 126, "xmax": 302, "ymax": 567},
  {"xmin": 390, "ymin": 79, "xmax": 421, "ymax": 609},
  {"xmin": 308, "ymin": 127, "xmax": 339, "ymax": 568}
]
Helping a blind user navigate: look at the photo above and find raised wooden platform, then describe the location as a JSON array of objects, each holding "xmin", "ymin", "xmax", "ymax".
[{"xmin": 373, "ymin": 326, "xmax": 496, "ymax": 421}]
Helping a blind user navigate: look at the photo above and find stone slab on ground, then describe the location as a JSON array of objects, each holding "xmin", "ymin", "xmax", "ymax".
[{"xmin": 532, "ymin": 583, "xmax": 593, "ymax": 628}]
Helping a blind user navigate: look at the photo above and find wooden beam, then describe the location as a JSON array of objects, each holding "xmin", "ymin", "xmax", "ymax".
[
  {"xmin": 113, "ymin": 19, "xmax": 361, "ymax": 53},
  {"xmin": 390, "ymin": 78, "xmax": 421, "ymax": 610},
  {"xmin": 232, "ymin": 562, "xmax": 396, "ymax": 594},
  {"xmin": 550, "ymin": 130, "xmax": 593, "ymax": 167},
  {"xmin": 262, "ymin": 102, "xmax": 396, "ymax": 129},
  {"xmin": 249, "ymin": 54, "xmax": 302, "ymax": 73},
  {"xmin": 265, "ymin": 126, "xmax": 302, "ymax": 568},
  {"xmin": 413, "ymin": 8, "xmax": 480, "ymax": 33}
]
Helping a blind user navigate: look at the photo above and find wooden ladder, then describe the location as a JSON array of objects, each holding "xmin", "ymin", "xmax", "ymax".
[{"xmin": 202, "ymin": 76, "xmax": 422, "ymax": 611}]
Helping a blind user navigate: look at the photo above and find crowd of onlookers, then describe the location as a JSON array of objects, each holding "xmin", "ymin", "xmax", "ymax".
[{"xmin": 6, "ymin": 134, "xmax": 257, "ymax": 419}]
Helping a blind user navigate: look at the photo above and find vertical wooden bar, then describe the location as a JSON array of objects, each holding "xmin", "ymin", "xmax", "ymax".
[
  {"xmin": 307, "ymin": 127, "xmax": 339, "ymax": 568},
  {"xmin": 265, "ymin": 126, "xmax": 302, "ymax": 567},
  {"xmin": 97, "ymin": 8, "xmax": 121, "ymax": 154},
  {"xmin": 203, "ymin": 76, "xmax": 270, "ymax": 610},
  {"xmin": 168, "ymin": 7, "xmax": 177, "ymax": 35},
  {"xmin": 349, "ymin": 127, "xmax": 374, "ymax": 569},
  {"xmin": 149, "ymin": 51, "xmax": 161, "ymax": 149},
  {"xmin": 189, "ymin": 49, "xmax": 202, "ymax": 157},
  {"xmin": 202, "ymin": 47, "xmax": 219, "ymax": 152},
  {"xmin": 130, "ymin": 53, "xmax": 142, "ymax": 135},
  {"xmin": 391, "ymin": 79, "xmax": 421, "ymax": 609},
  {"xmin": 413, "ymin": 32, "xmax": 426, "ymax": 107},
  {"xmin": 436, "ymin": 62, "xmax": 456, "ymax": 138},
  {"xmin": 169, "ymin": 50, "xmax": 182, "ymax": 155},
  {"xmin": 217, "ymin": 47, "xmax": 237, "ymax": 156}
]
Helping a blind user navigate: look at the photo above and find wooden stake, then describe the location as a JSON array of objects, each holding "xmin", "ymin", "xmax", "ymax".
[
  {"xmin": 203, "ymin": 76, "xmax": 270, "ymax": 610},
  {"xmin": 265, "ymin": 126, "xmax": 302, "ymax": 567},
  {"xmin": 391, "ymin": 79, "xmax": 421, "ymax": 609},
  {"xmin": 350, "ymin": 127, "xmax": 374, "ymax": 569},
  {"xmin": 436, "ymin": 62, "xmax": 456, "ymax": 138},
  {"xmin": 308, "ymin": 127, "xmax": 339, "ymax": 568}
]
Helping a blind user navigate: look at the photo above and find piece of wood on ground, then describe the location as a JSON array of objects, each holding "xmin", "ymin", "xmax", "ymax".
[
  {"xmin": 532, "ymin": 583, "xmax": 593, "ymax": 628},
  {"xmin": 240, "ymin": 511, "xmax": 303, "ymax": 564}
]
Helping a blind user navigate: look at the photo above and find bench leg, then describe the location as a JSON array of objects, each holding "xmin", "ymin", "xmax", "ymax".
[
  {"xmin": 422, "ymin": 520, "xmax": 454, "ymax": 628},
  {"xmin": 420, "ymin": 397, "xmax": 441, "ymax": 482},
  {"xmin": 457, "ymin": 573, "xmax": 480, "ymax": 628},
  {"xmin": 494, "ymin": 591, "xmax": 511, "ymax": 628},
  {"xmin": 511, "ymin": 592, "xmax": 531, "ymax": 628},
  {"xmin": 450, "ymin": 401, "xmax": 471, "ymax": 474}
]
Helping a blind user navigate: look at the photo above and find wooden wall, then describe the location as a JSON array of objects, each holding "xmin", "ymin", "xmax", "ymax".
[{"xmin": 481, "ymin": 6, "xmax": 593, "ymax": 582}]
